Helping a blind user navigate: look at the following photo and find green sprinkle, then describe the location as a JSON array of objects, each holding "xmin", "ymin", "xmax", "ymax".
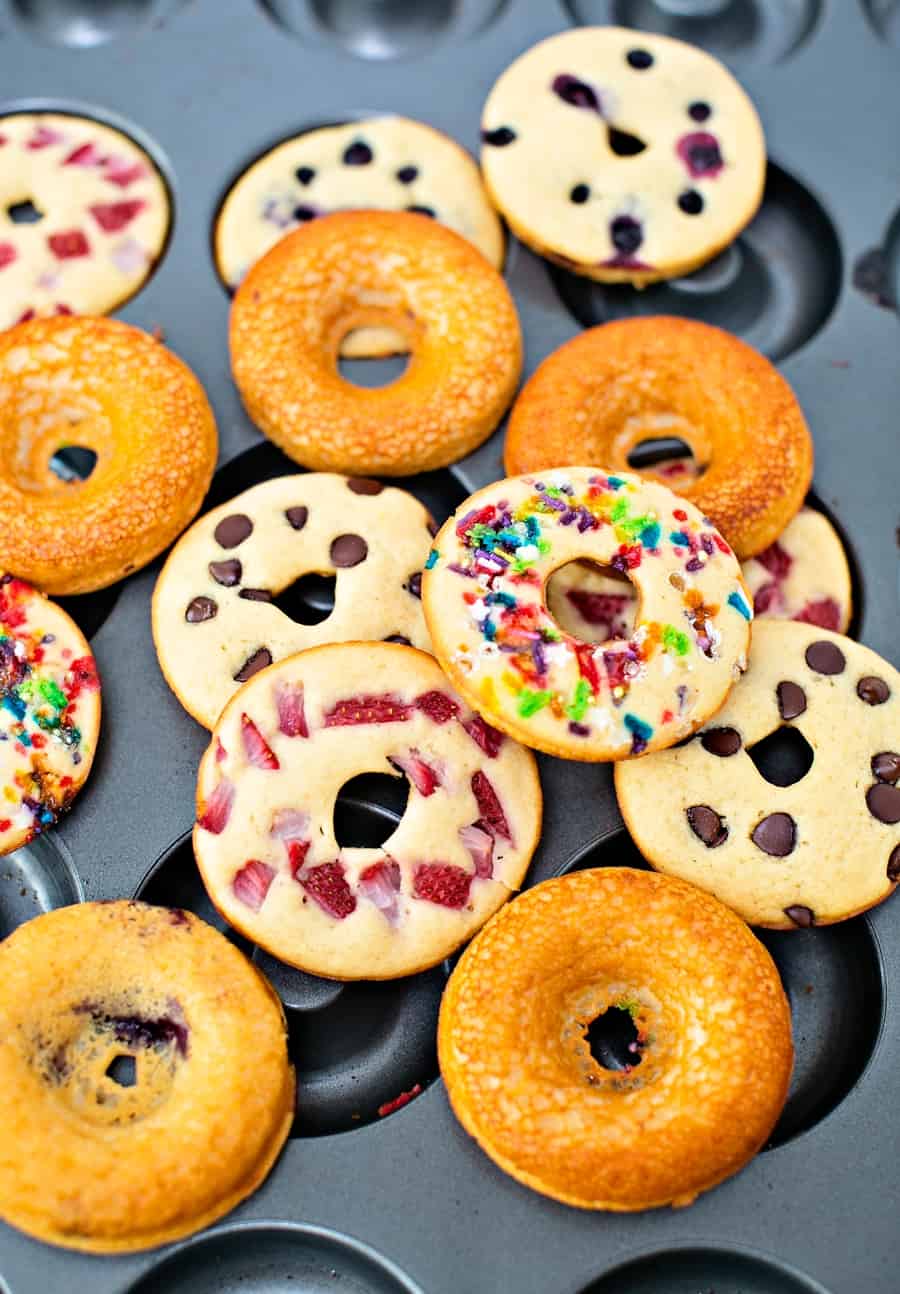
[
  {"xmin": 39, "ymin": 678, "xmax": 68, "ymax": 711},
  {"xmin": 537, "ymin": 537, "xmax": 551, "ymax": 555},
  {"xmin": 566, "ymin": 678, "xmax": 592, "ymax": 722},
  {"xmin": 518, "ymin": 688, "xmax": 552, "ymax": 718},
  {"xmin": 662, "ymin": 625, "xmax": 691, "ymax": 657},
  {"xmin": 610, "ymin": 498, "xmax": 629, "ymax": 525}
]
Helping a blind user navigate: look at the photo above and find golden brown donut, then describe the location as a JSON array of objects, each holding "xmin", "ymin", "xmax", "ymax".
[
  {"xmin": 230, "ymin": 209, "xmax": 522, "ymax": 476},
  {"xmin": 0, "ymin": 316, "xmax": 218, "ymax": 594},
  {"xmin": 504, "ymin": 317, "xmax": 813, "ymax": 560},
  {"xmin": 439, "ymin": 867, "xmax": 793, "ymax": 1211}
]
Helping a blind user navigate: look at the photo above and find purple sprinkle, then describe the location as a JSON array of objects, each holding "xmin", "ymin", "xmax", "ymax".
[
  {"xmin": 533, "ymin": 641, "xmax": 547, "ymax": 676},
  {"xmin": 700, "ymin": 534, "xmax": 715, "ymax": 555},
  {"xmin": 677, "ymin": 684, "xmax": 689, "ymax": 712},
  {"xmin": 577, "ymin": 509, "xmax": 598, "ymax": 533},
  {"xmin": 686, "ymin": 557, "xmax": 704, "ymax": 573},
  {"xmin": 568, "ymin": 721, "xmax": 591, "ymax": 737},
  {"xmin": 475, "ymin": 548, "xmax": 509, "ymax": 570},
  {"xmin": 498, "ymin": 510, "xmax": 513, "ymax": 528},
  {"xmin": 631, "ymin": 733, "xmax": 648, "ymax": 755},
  {"xmin": 41, "ymin": 634, "xmax": 56, "ymax": 644},
  {"xmin": 540, "ymin": 494, "xmax": 567, "ymax": 512},
  {"xmin": 560, "ymin": 509, "xmax": 577, "ymax": 525},
  {"xmin": 449, "ymin": 562, "xmax": 474, "ymax": 577}
]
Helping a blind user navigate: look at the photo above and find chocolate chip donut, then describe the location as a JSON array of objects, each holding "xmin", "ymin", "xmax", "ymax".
[
  {"xmin": 0, "ymin": 316, "xmax": 218, "ymax": 594},
  {"xmin": 504, "ymin": 317, "xmax": 813, "ymax": 560},
  {"xmin": 0, "ymin": 112, "xmax": 169, "ymax": 327},
  {"xmin": 216, "ymin": 116, "xmax": 503, "ymax": 357},
  {"xmin": 422, "ymin": 468, "xmax": 752, "ymax": 762},
  {"xmin": 153, "ymin": 473, "xmax": 436, "ymax": 729},
  {"xmin": 480, "ymin": 26, "xmax": 765, "ymax": 284},
  {"xmin": 194, "ymin": 642, "xmax": 541, "ymax": 979},
  {"xmin": 0, "ymin": 574, "xmax": 100, "ymax": 855},
  {"xmin": 0, "ymin": 901, "xmax": 293, "ymax": 1252},
  {"xmin": 230, "ymin": 210, "xmax": 522, "ymax": 476},
  {"xmin": 439, "ymin": 867, "xmax": 792, "ymax": 1210},
  {"xmin": 615, "ymin": 621, "xmax": 900, "ymax": 927}
]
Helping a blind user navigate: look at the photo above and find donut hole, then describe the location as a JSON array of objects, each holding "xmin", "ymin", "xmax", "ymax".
[
  {"xmin": 748, "ymin": 725, "xmax": 814, "ymax": 787},
  {"xmin": 337, "ymin": 350, "xmax": 411, "ymax": 389},
  {"xmin": 626, "ymin": 434, "xmax": 703, "ymax": 484},
  {"xmin": 105, "ymin": 1054, "xmax": 137, "ymax": 1088},
  {"xmin": 545, "ymin": 559, "xmax": 638, "ymax": 645},
  {"xmin": 272, "ymin": 572, "xmax": 336, "ymax": 626},
  {"xmin": 607, "ymin": 124, "xmax": 647, "ymax": 157},
  {"xmin": 7, "ymin": 197, "xmax": 43, "ymax": 224},
  {"xmin": 334, "ymin": 771, "xmax": 409, "ymax": 848},
  {"xmin": 586, "ymin": 1005, "xmax": 643, "ymax": 1071},
  {"xmin": 48, "ymin": 444, "xmax": 98, "ymax": 484}
]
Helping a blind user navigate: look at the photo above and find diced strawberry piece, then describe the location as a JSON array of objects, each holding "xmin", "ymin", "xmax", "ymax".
[
  {"xmin": 298, "ymin": 861, "xmax": 356, "ymax": 919},
  {"xmin": 378, "ymin": 1083, "xmax": 422, "ymax": 1117},
  {"xmin": 27, "ymin": 125, "xmax": 64, "ymax": 150},
  {"xmin": 462, "ymin": 715, "xmax": 505, "ymax": 758},
  {"xmin": 0, "ymin": 819, "xmax": 10, "ymax": 833},
  {"xmin": 89, "ymin": 199, "xmax": 145, "ymax": 232},
  {"xmin": 795, "ymin": 598, "xmax": 842, "ymax": 631},
  {"xmin": 389, "ymin": 749, "xmax": 441, "ymax": 797},
  {"xmin": 197, "ymin": 778, "xmax": 235, "ymax": 834},
  {"xmin": 471, "ymin": 770, "xmax": 512, "ymax": 843},
  {"xmin": 755, "ymin": 540, "xmax": 792, "ymax": 580},
  {"xmin": 0, "ymin": 244, "xmax": 17, "ymax": 271},
  {"xmin": 64, "ymin": 141, "xmax": 102, "ymax": 167},
  {"xmin": 324, "ymin": 694, "xmax": 414, "ymax": 726},
  {"xmin": 232, "ymin": 859, "xmax": 274, "ymax": 912},
  {"xmin": 275, "ymin": 680, "xmax": 308, "ymax": 737},
  {"xmin": 415, "ymin": 690, "xmax": 460, "ymax": 724},
  {"xmin": 270, "ymin": 807, "xmax": 310, "ymax": 840},
  {"xmin": 103, "ymin": 156, "xmax": 147, "ymax": 187},
  {"xmin": 215, "ymin": 739, "xmax": 227, "ymax": 763},
  {"xmin": 566, "ymin": 589, "xmax": 631, "ymax": 630},
  {"xmin": 459, "ymin": 823, "xmax": 494, "ymax": 878},
  {"xmin": 359, "ymin": 857, "xmax": 402, "ymax": 923},
  {"xmin": 753, "ymin": 582, "xmax": 782, "ymax": 615},
  {"xmin": 240, "ymin": 713, "xmax": 280, "ymax": 769},
  {"xmin": 413, "ymin": 862, "xmax": 471, "ymax": 909},
  {"xmin": 287, "ymin": 839, "xmax": 311, "ymax": 878},
  {"xmin": 48, "ymin": 230, "xmax": 90, "ymax": 260}
]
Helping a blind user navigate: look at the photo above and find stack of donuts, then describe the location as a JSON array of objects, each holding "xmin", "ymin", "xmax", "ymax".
[{"xmin": 0, "ymin": 22, "xmax": 895, "ymax": 1256}]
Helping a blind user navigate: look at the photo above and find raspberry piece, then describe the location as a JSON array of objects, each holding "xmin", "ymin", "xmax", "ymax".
[
  {"xmin": 459, "ymin": 823, "xmax": 494, "ymax": 878},
  {"xmin": 471, "ymin": 770, "xmax": 512, "ymax": 843},
  {"xmin": 415, "ymin": 690, "xmax": 460, "ymax": 724},
  {"xmin": 359, "ymin": 857, "xmax": 402, "ymax": 923},
  {"xmin": 240, "ymin": 713, "xmax": 280, "ymax": 769},
  {"xmin": 89, "ymin": 199, "xmax": 145, "ymax": 232},
  {"xmin": 462, "ymin": 715, "xmax": 505, "ymax": 758},
  {"xmin": 324, "ymin": 694, "xmax": 414, "ymax": 726},
  {"xmin": 795, "ymin": 598, "xmax": 842, "ymax": 631},
  {"xmin": 286, "ymin": 839, "xmax": 311, "ymax": 878},
  {"xmin": 232, "ymin": 859, "xmax": 275, "ymax": 912},
  {"xmin": 755, "ymin": 540, "xmax": 792, "ymax": 580},
  {"xmin": 48, "ymin": 230, "xmax": 90, "ymax": 260},
  {"xmin": 0, "ymin": 244, "xmax": 17, "ymax": 271},
  {"xmin": 389, "ymin": 749, "xmax": 441, "ymax": 797},
  {"xmin": 753, "ymin": 582, "xmax": 782, "ymax": 615},
  {"xmin": 378, "ymin": 1083, "xmax": 422, "ymax": 1117},
  {"xmin": 197, "ymin": 779, "xmax": 235, "ymax": 835},
  {"xmin": 275, "ymin": 680, "xmax": 308, "ymax": 737},
  {"xmin": 413, "ymin": 862, "xmax": 472, "ymax": 908},
  {"xmin": 299, "ymin": 861, "xmax": 356, "ymax": 919}
]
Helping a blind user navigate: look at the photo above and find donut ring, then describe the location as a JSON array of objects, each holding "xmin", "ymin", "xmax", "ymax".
[
  {"xmin": 0, "ymin": 901, "xmax": 294, "ymax": 1252},
  {"xmin": 0, "ymin": 574, "xmax": 100, "ymax": 855},
  {"xmin": 153, "ymin": 473, "xmax": 436, "ymax": 729},
  {"xmin": 504, "ymin": 317, "xmax": 813, "ymax": 560},
  {"xmin": 215, "ymin": 115, "xmax": 503, "ymax": 357},
  {"xmin": 480, "ymin": 26, "xmax": 765, "ymax": 284},
  {"xmin": 0, "ymin": 316, "xmax": 218, "ymax": 594},
  {"xmin": 615, "ymin": 621, "xmax": 900, "ymax": 928},
  {"xmin": 230, "ymin": 210, "xmax": 522, "ymax": 476},
  {"xmin": 422, "ymin": 468, "xmax": 752, "ymax": 762},
  {"xmin": 439, "ymin": 867, "xmax": 793, "ymax": 1211},
  {"xmin": 0, "ymin": 112, "xmax": 170, "ymax": 327},
  {"xmin": 194, "ymin": 642, "xmax": 541, "ymax": 980}
]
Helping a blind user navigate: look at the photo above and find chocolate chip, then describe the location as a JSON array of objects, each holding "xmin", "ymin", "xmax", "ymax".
[
  {"xmin": 214, "ymin": 514, "xmax": 253, "ymax": 548},
  {"xmin": 701, "ymin": 727, "xmax": 742, "ymax": 757},
  {"xmin": 296, "ymin": 166, "xmax": 315, "ymax": 185},
  {"xmin": 777, "ymin": 681, "xmax": 807, "ymax": 720},
  {"xmin": 751, "ymin": 812, "xmax": 796, "ymax": 857},
  {"xmin": 343, "ymin": 140, "xmax": 373, "ymax": 166},
  {"xmin": 805, "ymin": 640, "xmax": 845, "ymax": 675},
  {"xmin": 873, "ymin": 752, "xmax": 900, "ymax": 783},
  {"xmin": 866, "ymin": 783, "xmax": 900, "ymax": 824},
  {"xmin": 185, "ymin": 596, "xmax": 217, "ymax": 623},
  {"xmin": 784, "ymin": 904, "xmax": 815, "ymax": 928},
  {"xmin": 552, "ymin": 74, "xmax": 600, "ymax": 111},
  {"xmin": 406, "ymin": 572, "xmax": 422, "ymax": 599},
  {"xmin": 239, "ymin": 588, "xmax": 273, "ymax": 602},
  {"xmin": 481, "ymin": 126, "xmax": 517, "ymax": 147},
  {"xmin": 858, "ymin": 675, "xmax": 890, "ymax": 705},
  {"xmin": 209, "ymin": 559, "xmax": 241, "ymax": 587},
  {"xmin": 888, "ymin": 845, "xmax": 900, "ymax": 882},
  {"xmin": 407, "ymin": 204, "xmax": 436, "ymax": 218},
  {"xmin": 330, "ymin": 534, "xmax": 368, "ymax": 567},
  {"xmin": 570, "ymin": 183, "xmax": 590, "ymax": 204},
  {"xmin": 293, "ymin": 205, "xmax": 316, "ymax": 222},
  {"xmin": 627, "ymin": 48, "xmax": 654, "ymax": 69},
  {"xmin": 611, "ymin": 215, "xmax": 643, "ymax": 255},
  {"xmin": 686, "ymin": 805, "xmax": 728, "ymax": 847},
  {"xmin": 689, "ymin": 101, "xmax": 711, "ymax": 122},
  {"xmin": 385, "ymin": 634, "xmax": 411, "ymax": 645},
  {"xmin": 285, "ymin": 506, "xmax": 309, "ymax": 530},
  {"xmin": 396, "ymin": 165, "xmax": 418, "ymax": 184},
  {"xmin": 233, "ymin": 648, "xmax": 272, "ymax": 683},
  {"xmin": 678, "ymin": 189, "xmax": 704, "ymax": 215},
  {"xmin": 347, "ymin": 477, "xmax": 383, "ymax": 495}
]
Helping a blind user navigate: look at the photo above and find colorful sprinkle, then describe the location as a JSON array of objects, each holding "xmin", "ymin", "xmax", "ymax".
[{"xmin": 728, "ymin": 590, "xmax": 752, "ymax": 620}]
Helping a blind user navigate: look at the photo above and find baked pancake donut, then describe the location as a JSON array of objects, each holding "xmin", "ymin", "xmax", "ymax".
[
  {"xmin": 439, "ymin": 867, "xmax": 792, "ymax": 1210},
  {"xmin": 0, "ymin": 901, "xmax": 294, "ymax": 1252},
  {"xmin": 504, "ymin": 317, "xmax": 813, "ymax": 560},
  {"xmin": 0, "ymin": 316, "xmax": 218, "ymax": 594},
  {"xmin": 194, "ymin": 642, "xmax": 541, "ymax": 979},
  {"xmin": 615, "ymin": 621, "xmax": 900, "ymax": 927},
  {"xmin": 480, "ymin": 27, "xmax": 765, "ymax": 284},
  {"xmin": 230, "ymin": 210, "xmax": 522, "ymax": 476},
  {"xmin": 422, "ymin": 468, "xmax": 752, "ymax": 761},
  {"xmin": 153, "ymin": 473, "xmax": 435, "ymax": 729}
]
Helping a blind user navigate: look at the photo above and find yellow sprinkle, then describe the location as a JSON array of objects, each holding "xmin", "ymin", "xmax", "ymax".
[
  {"xmin": 480, "ymin": 677, "xmax": 500, "ymax": 709},
  {"xmin": 501, "ymin": 670, "xmax": 522, "ymax": 695}
]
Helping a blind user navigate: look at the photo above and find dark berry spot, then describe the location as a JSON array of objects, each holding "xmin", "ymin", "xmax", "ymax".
[
  {"xmin": 626, "ymin": 49, "xmax": 654, "ymax": 69},
  {"xmin": 347, "ymin": 477, "xmax": 383, "ymax": 495},
  {"xmin": 406, "ymin": 204, "xmax": 436, "ymax": 218},
  {"xmin": 858, "ymin": 675, "xmax": 890, "ymax": 705},
  {"xmin": 686, "ymin": 804, "xmax": 728, "ymax": 847},
  {"xmin": 239, "ymin": 588, "xmax": 273, "ymax": 602},
  {"xmin": 701, "ymin": 727, "xmax": 742, "ymax": 757},
  {"xmin": 751, "ymin": 812, "xmax": 796, "ymax": 857},
  {"xmin": 330, "ymin": 534, "xmax": 368, "ymax": 567},
  {"xmin": 185, "ymin": 596, "xmax": 217, "ymax": 623},
  {"xmin": 406, "ymin": 572, "xmax": 422, "ymax": 599},
  {"xmin": 805, "ymin": 640, "xmax": 845, "ymax": 675},
  {"xmin": 343, "ymin": 140, "xmax": 373, "ymax": 166},
  {"xmin": 285, "ymin": 506, "xmax": 309, "ymax": 530},
  {"xmin": 552, "ymin": 73, "xmax": 600, "ymax": 111},
  {"xmin": 396, "ymin": 165, "xmax": 419, "ymax": 184},
  {"xmin": 872, "ymin": 752, "xmax": 900, "ymax": 784},
  {"xmin": 777, "ymin": 681, "xmax": 807, "ymax": 720},
  {"xmin": 209, "ymin": 558, "xmax": 241, "ymax": 587},
  {"xmin": 866, "ymin": 783, "xmax": 900, "ymax": 825},
  {"xmin": 610, "ymin": 215, "xmax": 643, "ymax": 255},
  {"xmin": 233, "ymin": 647, "xmax": 272, "ymax": 683},
  {"xmin": 677, "ymin": 132, "xmax": 724, "ymax": 178},
  {"xmin": 214, "ymin": 513, "xmax": 253, "ymax": 548},
  {"xmin": 296, "ymin": 166, "xmax": 315, "ymax": 186},
  {"xmin": 678, "ymin": 189, "xmax": 704, "ymax": 215},
  {"xmin": 481, "ymin": 126, "xmax": 517, "ymax": 147},
  {"xmin": 888, "ymin": 845, "xmax": 900, "ymax": 883},
  {"xmin": 689, "ymin": 101, "xmax": 711, "ymax": 122},
  {"xmin": 607, "ymin": 126, "xmax": 646, "ymax": 156},
  {"xmin": 784, "ymin": 904, "xmax": 815, "ymax": 928},
  {"xmin": 293, "ymin": 205, "xmax": 317, "ymax": 222},
  {"xmin": 8, "ymin": 199, "xmax": 43, "ymax": 224},
  {"xmin": 570, "ymin": 183, "xmax": 590, "ymax": 204}
]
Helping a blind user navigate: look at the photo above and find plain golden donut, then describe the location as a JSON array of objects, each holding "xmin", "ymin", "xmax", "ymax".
[
  {"xmin": 0, "ymin": 316, "xmax": 218, "ymax": 595},
  {"xmin": 230, "ymin": 209, "xmax": 522, "ymax": 476},
  {"xmin": 504, "ymin": 317, "xmax": 813, "ymax": 560},
  {"xmin": 439, "ymin": 867, "xmax": 793, "ymax": 1211}
]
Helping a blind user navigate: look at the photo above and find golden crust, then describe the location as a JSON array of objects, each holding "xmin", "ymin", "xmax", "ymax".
[
  {"xmin": 0, "ymin": 901, "xmax": 294, "ymax": 1253},
  {"xmin": 0, "ymin": 316, "xmax": 218, "ymax": 595},
  {"xmin": 230, "ymin": 209, "xmax": 522, "ymax": 476},
  {"xmin": 504, "ymin": 317, "xmax": 813, "ymax": 560},
  {"xmin": 439, "ymin": 867, "xmax": 793, "ymax": 1210}
]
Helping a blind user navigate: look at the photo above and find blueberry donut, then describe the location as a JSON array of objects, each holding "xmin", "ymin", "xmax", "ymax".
[
  {"xmin": 215, "ymin": 116, "xmax": 503, "ymax": 357},
  {"xmin": 615, "ymin": 621, "xmax": 900, "ymax": 927},
  {"xmin": 0, "ymin": 112, "xmax": 169, "ymax": 327},
  {"xmin": 153, "ymin": 474, "xmax": 436, "ymax": 729},
  {"xmin": 194, "ymin": 643, "xmax": 541, "ymax": 979},
  {"xmin": 0, "ymin": 574, "xmax": 100, "ymax": 855},
  {"xmin": 0, "ymin": 901, "xmax": 293, "ymax": 1252},
  {"xmin": 480, "ymin": 27, "xmax": 765, "ymax": 284},
  {"xmin": 439, "ymin": 868, "xmax": 792, "ymax": 1210},
  {"xmin": 422, "ymin": 469, "xmax": 752, "ymax": 762}
]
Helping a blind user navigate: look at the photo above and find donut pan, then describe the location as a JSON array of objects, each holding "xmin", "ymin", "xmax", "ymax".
[{"xmin": 0, "ymin": 1, "xmax": 897, "ymax": 1291}]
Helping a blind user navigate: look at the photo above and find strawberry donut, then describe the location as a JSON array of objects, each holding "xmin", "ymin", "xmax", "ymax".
[{"xmin": 194, "ymin": 643, "xmax": 541, "ymax": 979}]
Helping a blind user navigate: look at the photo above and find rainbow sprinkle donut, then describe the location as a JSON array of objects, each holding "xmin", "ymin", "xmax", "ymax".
[{"xmin": 423, "ymin": 469, "xmax": 752, "ymax": 762}]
